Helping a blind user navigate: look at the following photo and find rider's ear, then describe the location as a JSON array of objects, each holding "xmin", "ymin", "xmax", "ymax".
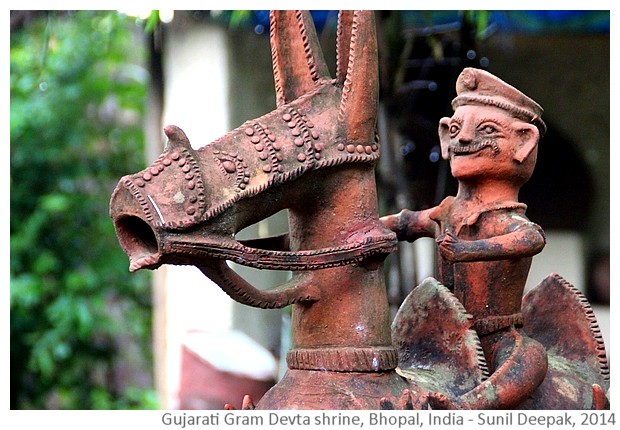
[
  {"xmin": 513, "ymin": 122, "xmax": 540, "ymax": 164},
  {"xmin": 438, "ymin": 117, "xmax": 451, "ymax": 159}
]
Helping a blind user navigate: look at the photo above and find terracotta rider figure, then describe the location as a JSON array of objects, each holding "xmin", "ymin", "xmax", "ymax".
[{"xmin": 382, "ymin": 67, "xmax": 549, "ymax": 409}]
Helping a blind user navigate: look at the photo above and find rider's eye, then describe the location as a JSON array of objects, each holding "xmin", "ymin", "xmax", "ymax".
[{"xmin": 449, "ymin": 124, "xmax": 460, "ymax": 137}]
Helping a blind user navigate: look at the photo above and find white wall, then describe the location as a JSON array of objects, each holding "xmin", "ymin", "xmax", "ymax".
[
  {"xmin": 155, "ymin": 19, "xmax": 287, "ymax": 409},
  {"xmin": 158, "ymin": 20, "xmax": 235, "ymax": 410}
]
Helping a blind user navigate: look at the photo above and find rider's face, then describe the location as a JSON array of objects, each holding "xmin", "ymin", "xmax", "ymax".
[{"xmin": 441, "ymin": 105, "xmax": 525, "ymax": 182}]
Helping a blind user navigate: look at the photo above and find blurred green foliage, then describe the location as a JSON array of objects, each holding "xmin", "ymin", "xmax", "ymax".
[{"xmin": 10, "ymin": 11, "xmax": 156, "ymax": 409}]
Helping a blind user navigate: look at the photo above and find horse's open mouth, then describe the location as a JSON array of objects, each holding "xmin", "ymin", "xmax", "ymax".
[{"xmin": 114, "ymin": 215, "xmax": 163, "ymax": 272}]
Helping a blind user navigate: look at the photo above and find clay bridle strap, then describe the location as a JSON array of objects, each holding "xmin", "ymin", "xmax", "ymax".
[
  {"xmin": 176, "ymin": 232, "xmax": 397, "ymax": 310},
  {"xmin": 169, "ymin": 232, "xmax": 397, "ymax": 271}
]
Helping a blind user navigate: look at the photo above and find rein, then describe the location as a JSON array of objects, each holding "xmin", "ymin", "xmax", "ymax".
[{"xmin": 168, "ymin": 231, "xmax": 398, "ymax": 271}]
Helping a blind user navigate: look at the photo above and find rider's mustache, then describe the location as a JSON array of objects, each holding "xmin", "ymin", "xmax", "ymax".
[{"xmin": 449, "ymin": 138, "xmax": 500, "ymax": 156}]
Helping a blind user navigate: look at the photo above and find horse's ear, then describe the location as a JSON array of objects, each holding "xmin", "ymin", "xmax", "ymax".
[
  {"xmin": 270, "ymin": 10, "xmax": 331, "ymax": 106},
  {"xmin": 337, "ymin": 11, "xmax": 378, "ymax": 144},
  {"xmin": 335, "ymin": 10, "xmax": 354, "ymax": 85}
]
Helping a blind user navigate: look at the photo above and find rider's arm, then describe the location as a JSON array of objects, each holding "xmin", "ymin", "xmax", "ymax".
[
  {"xmin": 437, "ymin": 221, "xmax": 545, "ymax": 263},
  {"xmin": 380, "ymin": 208, "xmax": 439, "ymax": 242}
]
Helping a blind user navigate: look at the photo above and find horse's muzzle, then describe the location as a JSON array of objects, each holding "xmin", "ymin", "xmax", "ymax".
[{"xmin": 110, "ymin": 178, "xmax": 164, "ymax": 272}]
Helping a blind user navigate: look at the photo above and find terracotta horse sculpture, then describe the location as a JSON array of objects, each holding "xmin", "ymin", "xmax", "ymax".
[
  {"xmin": 111, "ymin": 10, "xmax": 409, "ymax": 409},
  {"xmin": 110, "ymin": 10, "xmax": 609, "ymax": 410}
]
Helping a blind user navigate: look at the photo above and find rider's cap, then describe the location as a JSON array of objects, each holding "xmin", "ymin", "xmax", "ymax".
[{"xmin": 452, "ymin": 67, "xmax": 546, "ymax": 136}]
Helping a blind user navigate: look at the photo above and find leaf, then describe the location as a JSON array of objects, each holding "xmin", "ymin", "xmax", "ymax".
[
  {"xmin": 40, "ymin": 194, "xmax": 70, "ymax": 213},
  {"xmin": 144, "ymin": 11, "xmax": 159, "ymax": 34},
  {"xmin": 11, "ymin": 10, "xmax": 153, "ymax": 409}
]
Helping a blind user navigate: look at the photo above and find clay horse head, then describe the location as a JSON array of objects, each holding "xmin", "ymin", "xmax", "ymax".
[{"xmin": 110, "ymin": 11, "xmax": 396, "ymax": 314}]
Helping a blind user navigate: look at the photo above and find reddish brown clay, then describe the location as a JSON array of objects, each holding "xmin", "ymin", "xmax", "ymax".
[
  {"xmin": 110, "ymin": 10, "xmax": 609, "ymax": 410},
  {"xmin": 110, "ymin": 10, "xmax": 408, "ymax": 409},
  {"xmin": 382, "ymin": 68, "xmax": 609, "ymax": 409}
]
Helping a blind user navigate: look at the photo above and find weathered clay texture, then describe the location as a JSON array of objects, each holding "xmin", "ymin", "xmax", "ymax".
[{"xmin": 110, "ymin": 10, "xmax": 609, "ymax": 410}]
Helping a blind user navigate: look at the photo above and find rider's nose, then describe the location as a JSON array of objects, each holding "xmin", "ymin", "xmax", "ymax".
[
  {"xmin": 458, "ymin": 135, "xmax": 473, "ymax": 145},
  {"xmin": 458, "ymin": 122, "xmax": 475, "ymax": 145}
]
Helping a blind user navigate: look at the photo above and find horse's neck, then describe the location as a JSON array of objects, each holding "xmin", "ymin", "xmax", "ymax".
[{"xmin": 287, "ymin": 166, "xmax": 394, "ymax": 352}]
